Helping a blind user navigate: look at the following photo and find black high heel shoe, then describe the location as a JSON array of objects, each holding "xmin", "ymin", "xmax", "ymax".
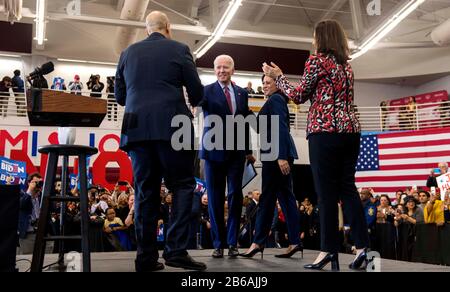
[
  {"xmin": 274, "ymin": 244, "xmax": 304, "ymax": 259},
  {"xmin": 349, "ymin": 248, "xmax": 369, "ymax": 270},
  {"xmin": 238, "ymin": 247, "xmax": 265, "ymax": 259},
  {"xmin": 304, "ymin": 253, "xmax": 340, "ymax": 271}
]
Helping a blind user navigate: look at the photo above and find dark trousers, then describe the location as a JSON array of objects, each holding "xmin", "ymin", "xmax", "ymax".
[
  {"xmin": 309, "ymin": 133, "xmax": 369, "ymax": 253},
  {"xmin": 128, "ymin": 141, "xmax": 196, "ymax": 268},
  {"xmin": 204, "ymin": 153, "xmax": 245, "ymax": 249},
  {"xmin": 254, "ymin": 161, "xmax": 300, "ymax": 246}
]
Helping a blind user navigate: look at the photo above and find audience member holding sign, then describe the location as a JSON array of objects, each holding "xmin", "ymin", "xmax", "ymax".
[
  {"xmin": 427, "ymin": 162, "xmax": 448, "ymax": 188},
  {"xmin": 432, "ymin": 169, "xmax": 450, "ymax": 225}
]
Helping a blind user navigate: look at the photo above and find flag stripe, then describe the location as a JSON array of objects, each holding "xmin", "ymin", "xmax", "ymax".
[
  {"xmin": 357, "ymin": 180, "xmax": 425, "ymax": 188},
  {"xmin": 379, "ymin": 133, "xmax": 450, "ymax": 144},
  {"xmin": 356, "ymin": 174, "xmax": 427, "ymax": 182},
  {"xmin": 380, "ymin": 145, "xmax": 450, "ymax": 155},
  {"xmin": 378, "ymin": 139, "xmax": 450, "ymax": 150},
  {"xmin": 356, "ymin": 169, "xmax": 431, "ymax": 177},
  {"xmin": 379, "ymin": 156, "xmax": 450, "ymax": 166},
  {"xmin": 379, "ymin": 163, "xmax": 438, "ymax": 171},
  {"xmin": 377, "ymin": 128, "xmax": 450, "ymax": 139},
  {"xmin": 379, "ymin": 150, "xmax": 450, "ymax": 160}
]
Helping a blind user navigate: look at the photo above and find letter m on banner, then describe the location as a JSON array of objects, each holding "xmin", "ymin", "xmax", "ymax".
[{"xmin": 0, "ymin": 131, "xmax": 38, "ymax": 174}]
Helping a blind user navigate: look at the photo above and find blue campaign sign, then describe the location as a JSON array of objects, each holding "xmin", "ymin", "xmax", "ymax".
[
  {"xmin": 194, "ymin": 178, "xmax": 207, "ymax": 195},
  {"xmin": 0, "ymin": 157, "xmax": 27, "ymax": 185},
  {"xmin": 69, "ymin": 174, "xmax": 93, "ymax": 189}
]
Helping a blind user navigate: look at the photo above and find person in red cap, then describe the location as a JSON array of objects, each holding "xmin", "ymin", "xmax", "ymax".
[{"xmin": 68, "ymin": 74, "xmax": 83, "ymax": 95}]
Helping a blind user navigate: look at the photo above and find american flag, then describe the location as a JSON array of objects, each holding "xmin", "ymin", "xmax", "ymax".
[{"xmin": 355, "ymin": 128, "xmax": 450, "ymax": 197}]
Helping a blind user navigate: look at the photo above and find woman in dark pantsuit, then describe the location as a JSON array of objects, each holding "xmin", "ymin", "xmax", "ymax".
[
  {"xmin": 263, "ymin": 20, "xmax": 369, "ymax": 271},
  {"xmin": 239, "ymin": 75, "xmax": 303, "ymax": 259}
]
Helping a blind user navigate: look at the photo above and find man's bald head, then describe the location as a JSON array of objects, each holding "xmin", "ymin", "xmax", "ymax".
[{"xmin": 145, "ymin": 11, "xmax": 171, "ymax": 38}]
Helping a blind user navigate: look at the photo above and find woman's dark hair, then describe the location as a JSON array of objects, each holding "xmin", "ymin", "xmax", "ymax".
[
  {"xmin": 261, "ymin": 74, "xmax": 286, "ymax": 99},
  {"xmin": 380, "ymin": 194, "xmax": 392, "ymax": 206},
  {"xmin": 314, "ymin": 20, "xmax": 350, "ymax": 65},
  {"xmin": 262, "ymin": 74, "xmax": 273, "ymax": 83},
  {"xmin": 405, "ymin": 197, "xmax": 418, "ymax": 211}
]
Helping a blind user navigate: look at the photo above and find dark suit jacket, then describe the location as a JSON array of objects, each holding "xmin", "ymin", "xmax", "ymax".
[
  {"xmin": 200, "ymin": 82, "xmax": 252, "ymax": 162},
  {"xmin": 427, "ymin": 176, "xmax": 438, "ymax": 188},
  {"xmin": 18, "ymin": 191, "xmax": 32, "ymax": 239},
  {"xmin": 115, "ymin": 32, "xmax": 203, "ymax": 151},
  {"xmin": 258, "ymin": 92, "xmax": 298, "ymax": 161}
]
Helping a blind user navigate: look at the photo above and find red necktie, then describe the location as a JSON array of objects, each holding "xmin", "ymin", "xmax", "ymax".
[{"xmin": 224, "ymin": 86, "xmax": 234, "ymax": 114}]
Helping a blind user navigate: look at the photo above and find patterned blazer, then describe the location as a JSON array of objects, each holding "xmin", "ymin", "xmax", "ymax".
[{"xmin": 276, "ymin": 53, "xmax": 361, "ymax": 137}]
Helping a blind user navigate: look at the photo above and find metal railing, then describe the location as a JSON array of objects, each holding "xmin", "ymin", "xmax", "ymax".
[
  {"xmin": 286, "ymin": 101, "xmax": 450, "ymax": 132},
  {"xmin": 1, "ymin": 89, "xmax": 450, "ymax": 133}
]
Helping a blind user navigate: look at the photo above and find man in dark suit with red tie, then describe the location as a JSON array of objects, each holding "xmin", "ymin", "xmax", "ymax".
[{"xmin": 200, "ymin": 55, "xmax": 256, "ymax": 258}]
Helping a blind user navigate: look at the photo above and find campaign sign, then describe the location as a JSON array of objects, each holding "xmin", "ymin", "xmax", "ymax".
[
  {"xmin": 437, "ymin": 172, "xmax": 450, "ymax": 196},
  {"xmin": 69, "ymin": 174, "xmax": 93, "ymax": 189},
  {"xmin": 0, "ymin": 157, "xmax": 26, "ymax": 185}
]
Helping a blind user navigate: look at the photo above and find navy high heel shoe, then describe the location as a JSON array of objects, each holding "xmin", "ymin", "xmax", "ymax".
[
  {"xmin": 349, "ymin": 248, "xmax": 369, "ymax": 270},
  {"xmin": 274, "ymin": 244, "xmax": 304, "ymax": 259},
  {"xmin": 238, "ymin": 247, "xmax": 265, "ymax": 259}
]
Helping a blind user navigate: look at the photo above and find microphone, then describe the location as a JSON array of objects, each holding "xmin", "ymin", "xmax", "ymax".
[{"xmin": 28, "ymin": 62, "xmax": 54, "ymax": 80}]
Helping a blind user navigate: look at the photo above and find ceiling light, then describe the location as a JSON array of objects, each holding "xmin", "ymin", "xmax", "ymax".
[
  {"xmin": 35, "ymin": 0, "xmax": 46, "ymax": 45},
  {"xmin": 351, "ymin": 0, "xmax": 426, "ymax": 60},
  {"xmin": 194, "ymin": 0, "xmax": 243, "ymax": 58}
]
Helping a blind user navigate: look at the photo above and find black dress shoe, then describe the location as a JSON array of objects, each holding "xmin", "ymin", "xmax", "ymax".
[
  {"xmin": 212, "ymin": 249, "xmax": 224, "ymax": 258},
  {"xmin": 165, "ymin": 255, "xmax": 207, "ymax": 271},
  {"xmin": 304, "ymin": 253, "xmax": 340, "ymax": 271},
  {"xmin": 228, "ymin": 246, "xmax": 239, "ymax": 257},
  {"xmin": 349, "ymin": 248, "xmax": 369, "ymax": 270},
  {"xmin": 274, "ymin": 244, "xmax": 304, "ymax": 259},
  {"xmin": 135, "ymin": 262, "xmax": 165, "ymax": 272},
  {"xmin": 238, "ymin": 247, "xmax": 264, "ymax": 259}
]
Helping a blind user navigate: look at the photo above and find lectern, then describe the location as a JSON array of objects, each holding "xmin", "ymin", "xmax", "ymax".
[
  {"xmin": 28, "ymin": 88, "xmax": 107, "ymax": 272},
  {"xmin": 27, "ymin": 88, "xmax": 107, "ymax": 127}
]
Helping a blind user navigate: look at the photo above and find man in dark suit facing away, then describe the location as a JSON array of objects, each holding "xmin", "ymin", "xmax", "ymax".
[
  {"xmin": 200, "ymin": 55, "xmax": 256, "ymax": 258},
  {"xmin": 115, "ymin": 11, "xmax": 206, "ymax": 272}
]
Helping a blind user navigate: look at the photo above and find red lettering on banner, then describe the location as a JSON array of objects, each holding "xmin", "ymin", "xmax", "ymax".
[
  {"xmin": 0, "ymin": 130, "xmax": 35, "ymax": 173},
  {"xmin": 98, "ymin": 134, "xmax": 120, "ymax": 153},
  {"xmin": 92, "ymin": 134, "xmax": 132, "ymax": 190},
  {"xmin": 39, "ymin": 132, "xmax": 59, "ymax": 177},
  {"xmin": 0, "ymin": 130, "xmax": 28, "ymax": 156}
]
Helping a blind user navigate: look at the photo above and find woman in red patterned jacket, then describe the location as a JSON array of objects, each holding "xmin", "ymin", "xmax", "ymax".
[{"xmin": 263, "ymin": 20, "xmax": 369, "ymax": 272}]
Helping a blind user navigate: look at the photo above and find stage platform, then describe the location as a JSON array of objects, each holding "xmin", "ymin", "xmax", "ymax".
[{"xmin": 15, "ymin": 249, "xmax": 450, "ymax": 272}]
